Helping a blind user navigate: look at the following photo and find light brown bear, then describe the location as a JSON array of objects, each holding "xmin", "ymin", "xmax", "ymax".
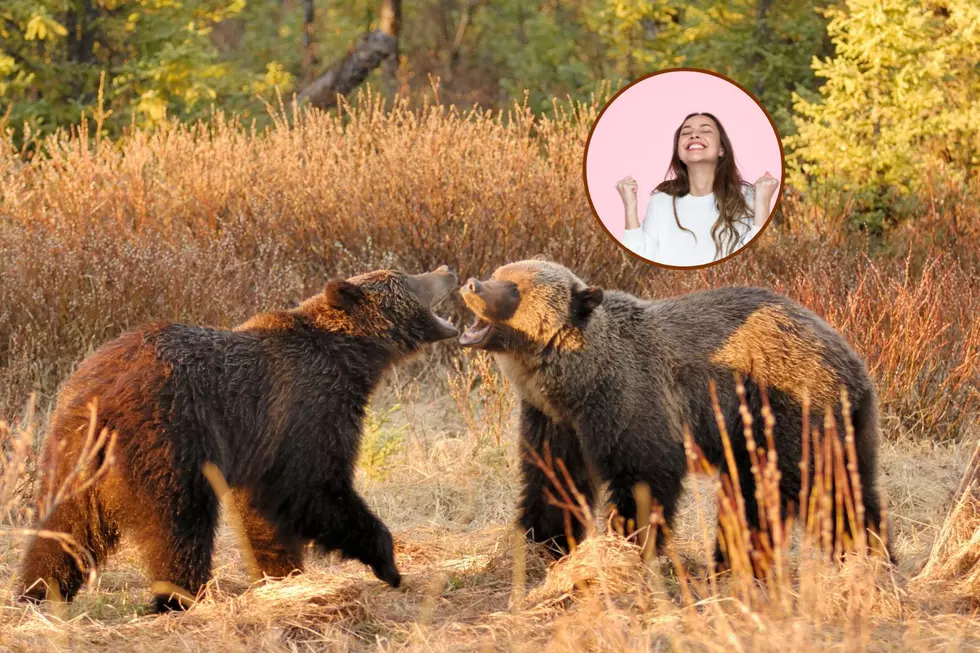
[{"xmin": 458, "ymin": 259, "xmax": 889, "ymax": 565}]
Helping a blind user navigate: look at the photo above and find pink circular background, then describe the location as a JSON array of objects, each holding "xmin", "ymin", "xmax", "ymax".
[{"xmin": 585, "ymin": 70, "xmax": 783, "ymax": 241}]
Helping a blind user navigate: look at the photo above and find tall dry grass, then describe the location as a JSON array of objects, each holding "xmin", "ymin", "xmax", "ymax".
[{"xmin": 1, "ymin": 91, "xmax": 976, "ymax": 441}]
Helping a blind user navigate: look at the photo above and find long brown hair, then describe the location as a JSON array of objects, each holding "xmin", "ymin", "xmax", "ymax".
[{"xmin": 654, "ymin": 112, "xmax": 753, "ymax": 260}]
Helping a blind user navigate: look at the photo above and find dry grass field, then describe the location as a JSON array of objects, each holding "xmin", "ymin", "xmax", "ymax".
[{"xmin": 1, "ymin": 94, "xmax": 978, "ymax": 651}]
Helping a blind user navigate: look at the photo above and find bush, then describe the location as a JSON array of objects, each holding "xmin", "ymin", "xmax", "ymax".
[{"xmin": 1, "ymin": 93, "xmax": 976, "ymax": 441}]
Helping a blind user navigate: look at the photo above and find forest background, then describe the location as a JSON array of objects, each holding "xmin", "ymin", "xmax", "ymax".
[{"xmin": 2, "ymin": 0, "xmax": 979, "ymax": 230}]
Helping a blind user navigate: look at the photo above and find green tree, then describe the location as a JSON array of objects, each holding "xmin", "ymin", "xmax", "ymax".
[
  {"xmin": 788, "ymin": 0, "xmax": 980, "ymax": 226},
  {"xmin": 458, "ymin": 0, "xmax": 831, "ymax": 135},
  {"xmin": 675, "ymin": 0, "xmax": 835, "ymax": 138},
  {"xmin": 466, "ymin": 1, "xmax": 601, "ymax": 113},
  {"xmin": 582, "ymin": 0, "xmax": 682, "ymax": 81},
  {"xmin": 0, "ymin": 0, "xmax": 276, "ymax": 140},
  {"xmin": 225, "ymin": 0, "xmax": 377, "ymax": 99}
]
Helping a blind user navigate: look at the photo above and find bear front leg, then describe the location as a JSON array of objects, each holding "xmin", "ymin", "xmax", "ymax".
[
  {"xmin": 232, "ymin": 488, "xmax": 305, "ymax": 579},
  {"xmin": 608, "ymin": 476, "xmax": 683, "ymax": 555},
  {"xmin": 602, "ymin": 437, "xmax": 686, "ymax": 557},
  {"xmin": 516, "ymin": 402, "xmax": 597, "ymax": 557},
  {"xmin": 292, "ymin": 483, "xmax": 401, "ymax": 588}
]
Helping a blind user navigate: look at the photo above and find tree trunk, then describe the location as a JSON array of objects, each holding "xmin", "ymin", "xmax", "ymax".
[
  {"xmin": 65, "ymin": 0, "xmax": 101, "ymax": 102},
  {"xmin": 445, "ymin": 0, "xmax": 481, "ymax": 83},
  {"xmin": 379, "ymin": 0, "xmax": 402, "ymax": 96},
  {"xmin": 754, "ymin": 0, "xmax": 774, "ymax": 98},
  {"xmin": 298, "ymin": 0, "xmax": 401, "ymax": 110},
  {"xmin": 301, "ymin": 0, "xmax": 317, "ymax": 86},
  {"xmin": 297, "ymin": 30, "xmax": 397, "ymax": 110}
]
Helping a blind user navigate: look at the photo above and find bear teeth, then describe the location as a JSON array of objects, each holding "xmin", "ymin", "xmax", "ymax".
[{"xmin": 459, "ymin": 319, "xmax": 491, "ymax": 347}]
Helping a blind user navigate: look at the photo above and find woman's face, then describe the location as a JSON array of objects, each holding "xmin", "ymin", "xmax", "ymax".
[{"xmin": 677, "ymin": 115, "xmax": 723, "ymax": 166}]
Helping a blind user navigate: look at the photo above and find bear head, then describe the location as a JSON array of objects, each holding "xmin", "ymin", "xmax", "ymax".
[
  {"xmin": 310, "ymin": 265, "xmax": 459, "ymax": 356},
  {"xmin": 457, "ymin": 259, "xmax": 603, "ymax": 353}
]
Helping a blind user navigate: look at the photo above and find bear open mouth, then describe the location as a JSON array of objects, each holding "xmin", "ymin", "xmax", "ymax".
[
  {"xmin": 430, "ymin": 289, "xmax": 458, "ymax": 336},
  {"xmin": 433, "ymin": 314, "xmax": 456, "ymax": 331},
  {"xmin": 459, "ymin": 318, "xmax": 491, "ymax": 347}
]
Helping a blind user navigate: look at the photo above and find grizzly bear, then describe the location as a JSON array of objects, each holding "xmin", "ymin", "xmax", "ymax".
[
  {"xmin": 19, "ymin": 266, "xmax": 459, "ymax": 611},
  {"xmin": 458, "ymin": 259, "xmax": 889, "ymax": 565}
]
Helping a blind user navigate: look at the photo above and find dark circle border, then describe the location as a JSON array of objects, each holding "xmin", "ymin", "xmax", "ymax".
[{"xmin": 582, "ymin": 67, "xmax": 787, "ymax": 271}]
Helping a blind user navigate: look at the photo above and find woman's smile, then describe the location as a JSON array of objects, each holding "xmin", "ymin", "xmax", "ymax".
[{"xmin": 678, "ymin": 115, "xmax": 722, "ymax": 164}]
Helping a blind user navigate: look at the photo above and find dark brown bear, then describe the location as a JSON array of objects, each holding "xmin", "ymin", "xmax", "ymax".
[
  {"xmin": 19, "ymin": 266, "xmax": 459, "ymax": 611},
  {"xmin": 458, "ymin": 259, "xmax": 889, "ymax": 564}
]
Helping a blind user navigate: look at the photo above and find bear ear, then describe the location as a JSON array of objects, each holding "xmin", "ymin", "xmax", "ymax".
[
  {"xmin": 324, "ymin": 279, "xmax": 365, "ymax": 310},
  {"xmin": 570, "ymin": 285, "xmax": 603, "ymax": 324}
]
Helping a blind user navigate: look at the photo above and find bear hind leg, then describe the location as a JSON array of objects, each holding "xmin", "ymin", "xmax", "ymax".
[
  {"xmin": 18, "ymin": 489, "xmax": 119, "ymax": 603},
  {"xmin": 814, "ymin": 393, "xmax": 894, "ymax": 564},
  {"xmin": 713, "ymin": 460, "xmax": 765, "ymax": 573},
  {"xmin": 139, "ymin": 518, "xmax": 218, "ymax": 612},
  {"xmin": 851, "ymin": 393, "xmax": 895, "ymax": 564},
  {"xmin": 120, "ymin": 481, "xmax": 220, "ymax": 613}
]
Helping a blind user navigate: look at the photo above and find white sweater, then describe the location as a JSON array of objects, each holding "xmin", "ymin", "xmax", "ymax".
[{"xmin": 621, "ymin": 186, "xmax": 759, "ymax": 266}]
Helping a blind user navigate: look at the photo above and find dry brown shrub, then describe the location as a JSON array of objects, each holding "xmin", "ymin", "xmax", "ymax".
[
  {"xmin": 2, "ymin": 94, "xmax": 976, "ymax": 442},
  {"xmin": 2, "ymin": 93, "xmax": 977, "ymax": 442}
]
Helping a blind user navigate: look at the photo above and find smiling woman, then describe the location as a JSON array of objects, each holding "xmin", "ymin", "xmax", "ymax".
[
  {"xmin": 583, "ymin": 69, "xmax": 785, "ymax": 269},
  {"xmin": 616, "ymin": 111, "xmax": 778, "ymax": 267}
]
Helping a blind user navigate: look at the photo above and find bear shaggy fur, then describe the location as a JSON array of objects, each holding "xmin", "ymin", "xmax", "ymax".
[
  {"xmin": 19, "ymin": 266, "xmax": 459, "ymax": 611},
  {"xmin": 458, "ymin": 259, "xmax": 889, "ymax": 564}
]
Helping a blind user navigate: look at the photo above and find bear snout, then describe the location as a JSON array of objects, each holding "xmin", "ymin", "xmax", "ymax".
[
  {"xmin": 462, "ymin": 278, "xmax": 483, "ymax": 295},
  {"xmin": 411, "ymin": 265, "xmax": 458, "ymax": 307},
  {"xmin": 429, "ymin": 264, "xmax": 457, "ymax": 285}
]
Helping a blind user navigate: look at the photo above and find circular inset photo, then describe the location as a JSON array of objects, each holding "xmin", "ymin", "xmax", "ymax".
[{"xmin": 584, "ymin": 69, "xmax": 784, "ymax": 269}]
